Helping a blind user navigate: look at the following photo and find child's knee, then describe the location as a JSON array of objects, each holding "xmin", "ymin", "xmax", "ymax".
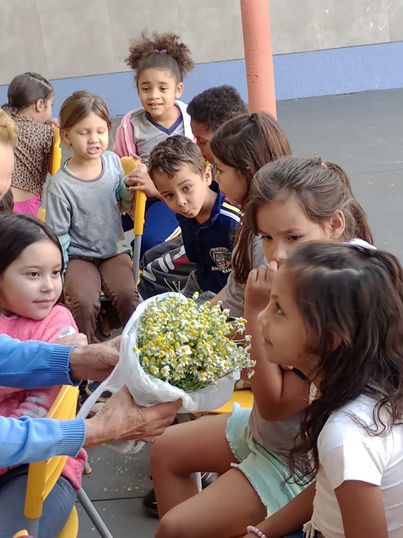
[{"xmin": 155, "ymin": 511, "xmax": 188, "ymax": 538}]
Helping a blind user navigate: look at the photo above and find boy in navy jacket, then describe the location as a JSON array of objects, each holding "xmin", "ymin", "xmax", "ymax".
[{"xmin": 148, "ymin": 136, "xmax": 240, "ymax": 294}]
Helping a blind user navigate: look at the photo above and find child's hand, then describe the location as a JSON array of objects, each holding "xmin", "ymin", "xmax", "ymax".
[
  {"xmin": 124, "ymin": 163, "xmax": 160, "ymax": 198},
  {"xmin": 46, "ymin": 117, "xmax": 59, "ymax": 127},
  {"xmin": 55, "ymin": 332, "xmax": 88, "ymax": 347},
  {"xmin": 245, "ymin": 262, "xmax": 278, "ymax": 316}
]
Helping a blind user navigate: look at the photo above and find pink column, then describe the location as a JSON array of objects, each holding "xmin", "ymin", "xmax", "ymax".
[{"xmin": 240, "ymin": 0, "xmax": 277, "ymax": 117}]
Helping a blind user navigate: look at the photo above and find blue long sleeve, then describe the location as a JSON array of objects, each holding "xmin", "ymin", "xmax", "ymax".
[
  {"xmin": 0, "ymin": 416, "xmax": 85, "ymax": 467},
  {"xmin": 0, "ymin": 334, "xmax": 75, "ymax": 388}
]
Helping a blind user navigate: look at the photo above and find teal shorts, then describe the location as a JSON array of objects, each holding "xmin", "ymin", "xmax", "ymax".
[{"xmin": 226, "ymin": 405, "xmax": 306, "ymax": 515}]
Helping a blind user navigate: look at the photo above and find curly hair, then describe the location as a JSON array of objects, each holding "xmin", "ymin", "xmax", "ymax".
[
  {"xmin": 187, "ymin": 86, "xmax": 248, "ymax": 132},
  {"xmin": 149, "ymin": 135, "xmax": 205, "ymax": 180},
  {"xmin": 126, "ymin": 32, "xmax": 194, "ymax": 83},
  {"xmin": 284, "ymin": 242, "xmax": 403, "ymax": 482}
]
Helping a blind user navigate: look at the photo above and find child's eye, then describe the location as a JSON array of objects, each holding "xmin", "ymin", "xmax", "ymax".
[
  {"xmin": 160, "ymin": 87, "xmax": 169, "ymax": 92},
  {"xmin": 274, "ymin": 301, "xmax": 284, "ymax": 315},
  {"xmin": 27, "ymin": 271, "xmax": 39, "ymax": 278},
  {"xmin": 260, "ymin": 234, "xmax": 272, "ymax": 242},
  {"xmin": 183, "ymin": 186, "xmax": 191, "ymax": 193},
  {"xmin": 164, "ymin": 194, "xmax": 173, "ymax": 200},
  {"xmin": 287, "ymin": 235, "xmax": 303, "ymax": 242},
  {"xmin": 52, "ymin": 270, "xmax": 61, "ymax": 278}
]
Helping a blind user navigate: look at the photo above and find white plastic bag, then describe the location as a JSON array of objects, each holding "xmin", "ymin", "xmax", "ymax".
[{"xmin": 77, "ymin": 293, "xmax": 238, "ymax": 453}]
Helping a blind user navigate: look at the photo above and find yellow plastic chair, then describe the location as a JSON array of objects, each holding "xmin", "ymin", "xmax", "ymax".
[
  {"xmin": 210, "ymin": 388, "xmax": 254, "ymax": 414},
  {"xmin": 121, "ymin": 156, "xmax": 147, "ymax": 284},
  {"xmin": 23, "ymin": 385, "xmax": 79, "ymax": 538},
  {"xmin": 48, "ymin": 127, "xmax": 62, "ymax": 176}
]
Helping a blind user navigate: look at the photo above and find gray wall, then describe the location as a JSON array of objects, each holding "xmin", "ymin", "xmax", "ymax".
[{"xmin": 1, "ymin": 0, "xmax": 403, "ymax": 84}]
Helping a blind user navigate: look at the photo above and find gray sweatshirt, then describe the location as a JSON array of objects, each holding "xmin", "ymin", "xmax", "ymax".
[{"xmin": 46, "ymin": 151, "xmax": 133, "ymax": 260}]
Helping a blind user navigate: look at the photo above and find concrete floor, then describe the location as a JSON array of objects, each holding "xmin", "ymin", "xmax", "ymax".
[{"xmin": 77, "ymin": 88, "xmax": 403, "ymax": 537}]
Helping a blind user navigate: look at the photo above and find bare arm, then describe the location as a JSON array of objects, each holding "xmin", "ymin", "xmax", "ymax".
[
  {"xmin": 244, "ymin": 482, "xmax": 316, "ymax": 538},
  {"xmin": 335, "ymin": 481, "xmax": 388, "ymax": 538},
  {"xmin": 244, "ymin": 266, "xmax": 309, "ymax": 420}
]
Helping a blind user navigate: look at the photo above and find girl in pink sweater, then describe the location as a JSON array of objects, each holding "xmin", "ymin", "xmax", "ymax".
[{"xmin": 0, "ymin": 213, "xmax": 86, "ymax": 538}]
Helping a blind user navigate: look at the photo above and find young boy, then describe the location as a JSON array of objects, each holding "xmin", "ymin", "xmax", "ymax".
[
  {"xmin": 187, "ymin": 85, "xmax": 247, "ymax": 164},
  {"xmin": 148, "ymin": 136, "xmax": 240, "ymax": 294},
  {"xmin": 138, "ymin": 86, "xmax": 247, "ymax": 299}
]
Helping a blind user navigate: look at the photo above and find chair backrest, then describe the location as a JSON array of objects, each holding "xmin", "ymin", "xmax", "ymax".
[
  {"xmin": 120, "ymin": 157, "xmax": 147, "ymax": 283},
  {"xmin": 48, "ymin": 127, "xmax": 62, "ymax": 176},
  {"xmin": 24, "ymin": 386, "xmax": 79, "ymax": 521}
]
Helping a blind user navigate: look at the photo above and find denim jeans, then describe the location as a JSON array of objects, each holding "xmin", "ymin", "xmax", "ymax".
[{"xmin": 0, "ymin": 466, "xmax": 77, "ymax": 538}]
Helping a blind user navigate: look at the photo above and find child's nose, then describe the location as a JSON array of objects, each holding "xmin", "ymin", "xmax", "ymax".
[{"xmin": 271, "ymin": 246, "xmax": 287, "ymax": 265}]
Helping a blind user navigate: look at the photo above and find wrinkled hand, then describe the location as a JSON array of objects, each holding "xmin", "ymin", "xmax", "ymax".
[
  {"xmin": 245, "ymin": 262, "xmax": 277, "ymax": 315},
  {"xmin": 54, "ymin": 332, "xmax": 88, "ymax": 347},
  {"xmin": 124, "ymin": 162, "xmax": 161, "ymax": 198},
  {"xmin": 69, "ymin": 336, "xmax": 121, "ymax": 382},
  {"xmin": 84, "ymin": 387, "xmax": 181, "ymax": 446}
]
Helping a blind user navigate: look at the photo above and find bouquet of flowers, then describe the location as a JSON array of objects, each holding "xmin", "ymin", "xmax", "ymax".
[
  {"xmin": 78, "ymin": 292, "xmax": 254, "ymax": 452},
  {"xmin": 134, "ymin": 293, "xmax": 253, "ymax": 392}
]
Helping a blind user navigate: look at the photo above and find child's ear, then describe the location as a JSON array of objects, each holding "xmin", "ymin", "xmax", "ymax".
[
  {"xmin": 204, "ymin": 164, "xmax": 212, "ymax": 186},
  {"xmin": 175, "ymin": 82, "xmax": 184, "ymax": 99},
  {"xmin": 60, "ymin": 129, "xmax": 71, "ymax": 147},
  {"xmin": 35, "ymin": 98, "xmax": 44, "ymax": 113},
  {"xmin": 330, "ymin": 210, "xmax": 345, "ymax": 239}
]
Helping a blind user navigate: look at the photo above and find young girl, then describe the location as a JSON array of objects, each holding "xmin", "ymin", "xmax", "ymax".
[
  {"xmin": 246, "ymin": 241, "xmax": 403, "ymax": 538},
  {"xmin": 209, "ymin": 112, "xmax": 292, "ymax": 318},
  {"xmin": 151, "ymin": 156, "xmax": 373, "ymax": 538},
  {"xmin": 45, "ymin": 91, "xmax": 139, "ymax": 342},
  {"xmin": 0, "ymin": 214, "xmax": 86, "ymax": 538},
  {"xmin": 3, "ymin": 72, "xmax": 55, "ymax": 216},
  {"xmin": 114, "ymin": 32, "xmax": 194, "ymax": 253}
]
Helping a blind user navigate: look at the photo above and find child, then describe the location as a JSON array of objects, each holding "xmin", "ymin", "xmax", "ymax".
[
  {"xmin": 246, "ymin": 241, "xmax": 403, "ymax": 538},
  {"xmin": 114, "ymin": 32, "xmax": 194, "ymax": 253},
  {"xmin": 148, "ymin": 135, "xmax": 241, "ymax": 295},
  {"xmin": 187, "ymin": 85, "xmax": 248, "ymax": 164},
  {"xmin": 151, "ymin": 156, "xmax": 373, "ymax": 538},
  {"xmin": 45, "ymin": 91, "xmax": 139, "ymax": 342},
  {"xmin": 3, "ymin": 72, "xmax": 55, "ymax": 216},
  {"xmin": 139, "ymin": 85, "xmax": 247, "ymax": 299},
  {"xmin": 209, "ymin": 112, "xmax": 292, "ymax": 317},
  {"xmin": 0, "ymin": 214, "xmax": 86, "ymax": 538}
]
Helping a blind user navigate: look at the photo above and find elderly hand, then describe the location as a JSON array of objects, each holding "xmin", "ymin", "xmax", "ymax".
[
  {"xmin": 69, "ymin": 336, "xmax": 120, "ymax": 382},
  {"xmin": 84, "ymin": 387, "xmax": 181, "ymax": 446}
]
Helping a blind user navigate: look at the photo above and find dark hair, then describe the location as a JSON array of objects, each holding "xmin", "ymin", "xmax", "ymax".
[
  {"xmin": 187, "ymin": 85, "xmax": 248, "ymax": 132},
  {"xmin": 126, "ymin": 32, "xmax": 194, "ymax": 83},
  {"xmin": 247, "ymin": 156, "xmax": 373, "ymax": 244},
  {"xmin": 210, "ymin": 112, "xmax": 292, "ymax": 282},
  {"xmin": 149, "ymin": 135, "xmax": 205, "ymax": 180},
  {"xmin": 59, "ymin": 91, "xmax": 112, "ymax": 131},
  {"xmin": 0, "ymin": 189, "xmax": 14, "ymax": 214},
  {"xmin": 5, "ymin": 72, "xmax": 53, "ymax": 112},
  {"xmin": 0, "ymin": 214, "xmax": 63, "ymax": 276},
  {"xmin": 285, "ymin": 242, "xmax": 403, "ymax": 482}
]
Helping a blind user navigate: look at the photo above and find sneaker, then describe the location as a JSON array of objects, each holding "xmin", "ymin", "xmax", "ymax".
[
  {"xmin": 143, "ymin": 472, "xmax": 218, "ymax": 519},
  {"xmin": 85, "ymin": 381, "xmax": 112, "ymax": 402}
]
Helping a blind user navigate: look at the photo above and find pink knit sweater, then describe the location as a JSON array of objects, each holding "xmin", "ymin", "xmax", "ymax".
[{"xmin": 0, "ymin": 304, "xmax": 86, "ymax": 490}]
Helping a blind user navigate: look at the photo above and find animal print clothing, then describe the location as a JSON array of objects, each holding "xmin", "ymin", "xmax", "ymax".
[{"xmin": 10, "ymin": 111, "xmax": 53, "ymax": 195}]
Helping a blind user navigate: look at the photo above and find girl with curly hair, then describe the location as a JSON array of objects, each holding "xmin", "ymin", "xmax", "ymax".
[{"xmin": 114, "ymin": 32, "xmax": 195, "ymax": 253}]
